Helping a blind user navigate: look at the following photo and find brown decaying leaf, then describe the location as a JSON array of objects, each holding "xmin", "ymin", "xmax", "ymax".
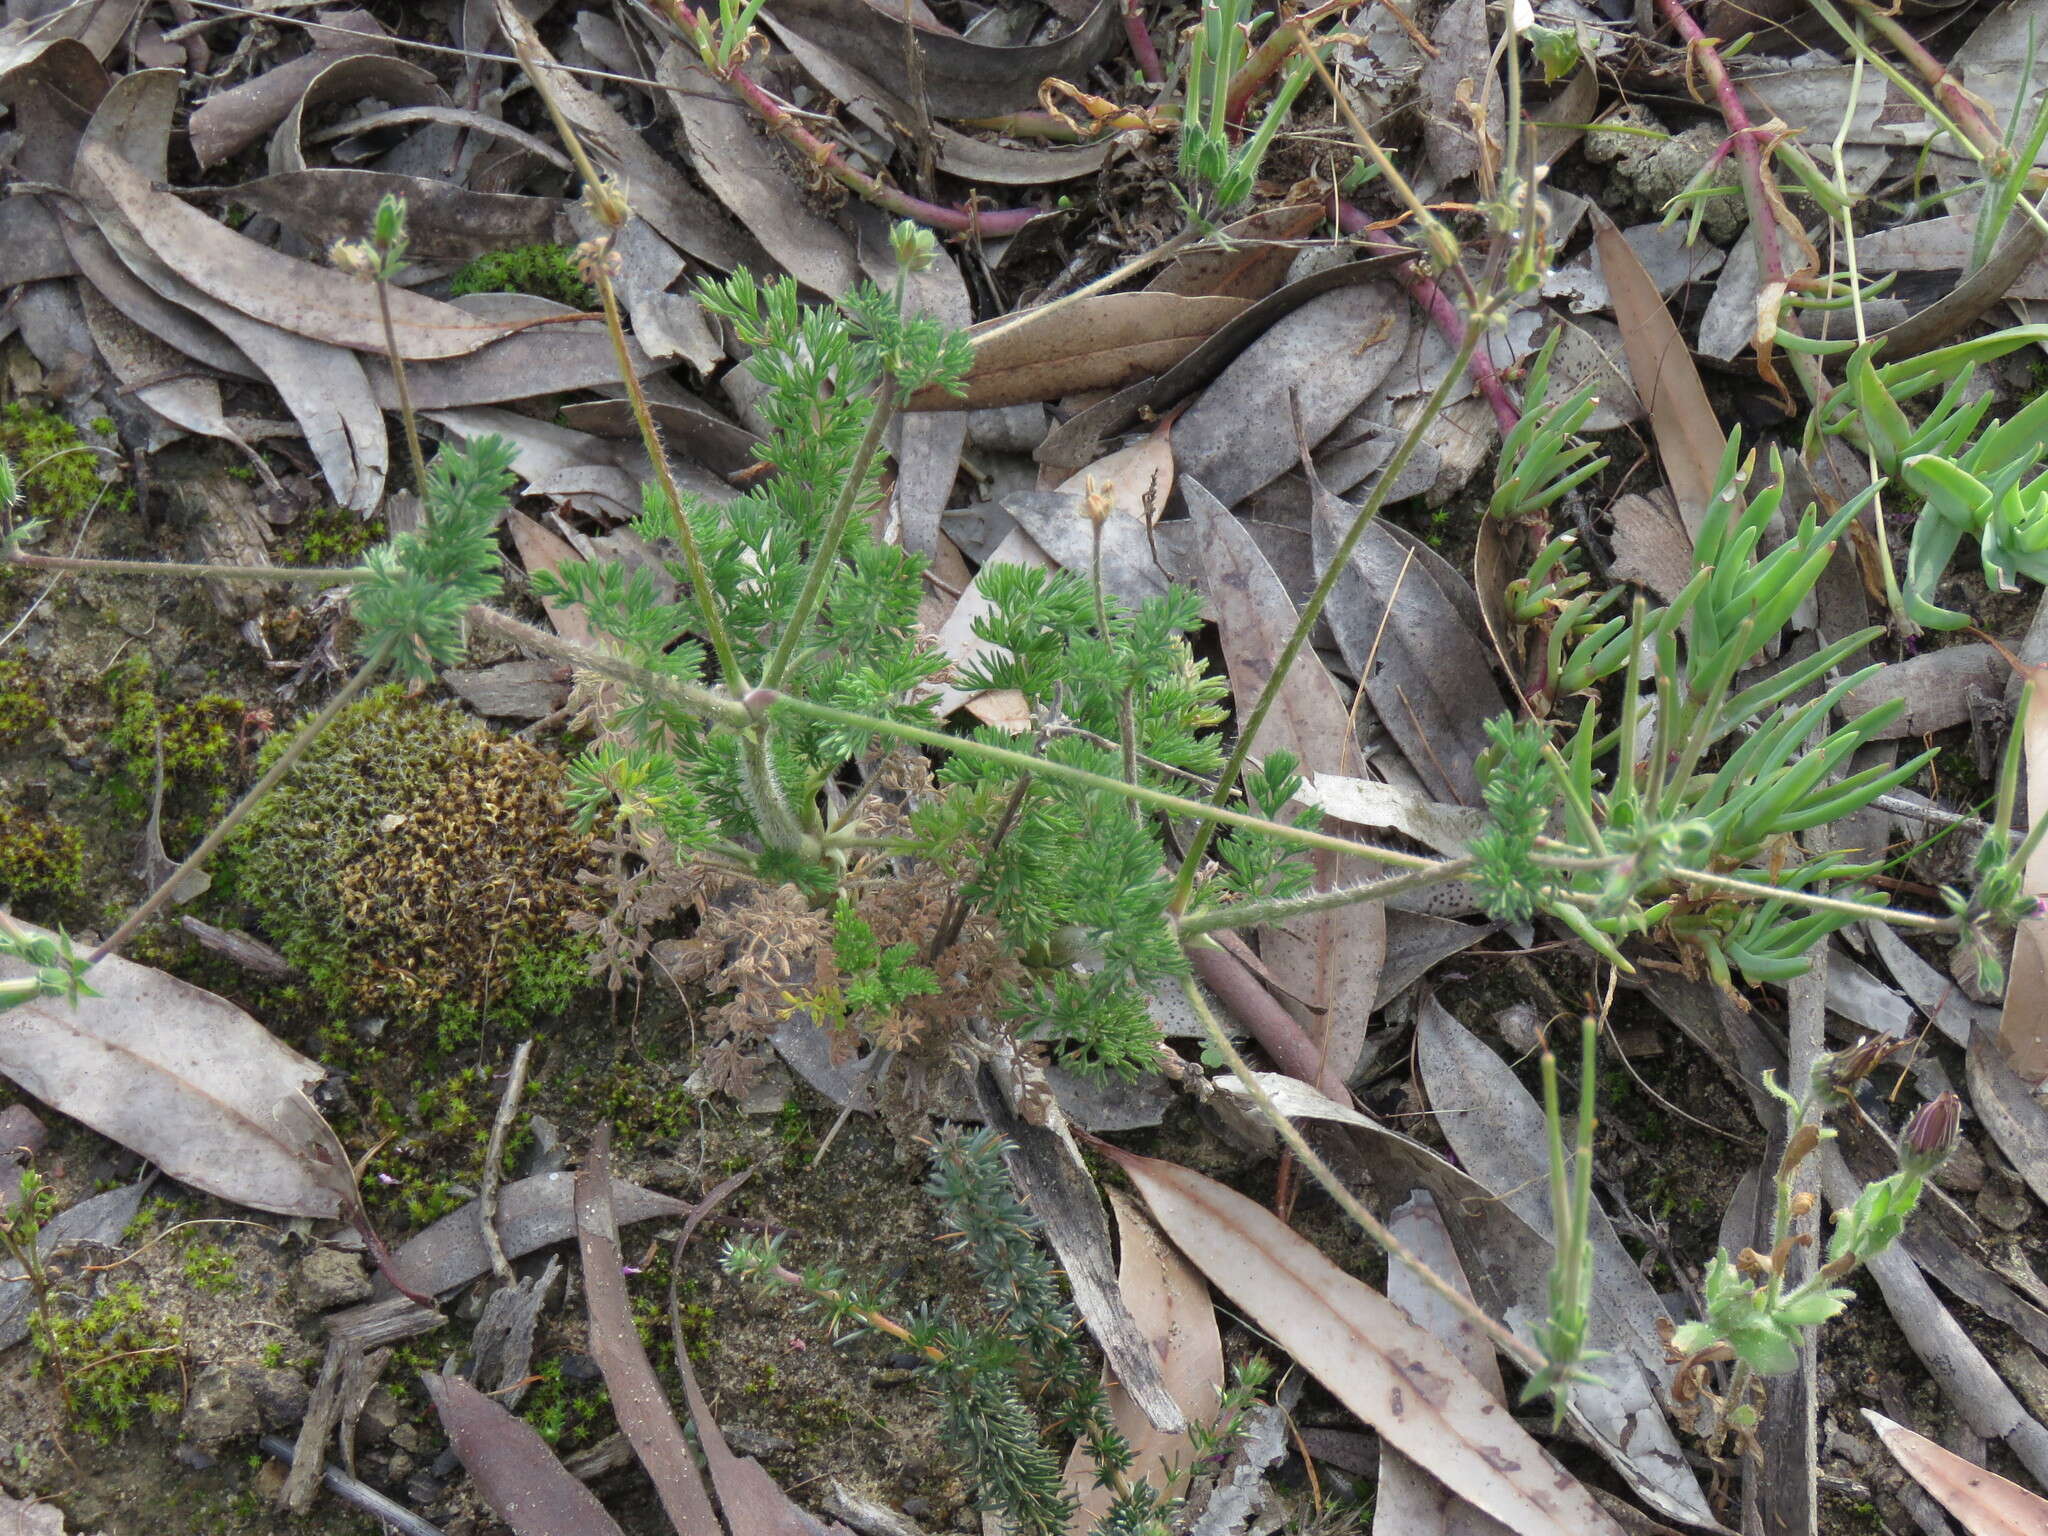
[
  {"xmin": 424, "ymin": 1373, "xmax": 627, "ymax": 1536},
  {"xmin": 387, "ymin": 1172, "xmax": 690, "ymax": 1299},
  {"xmin": 1147, "ymin": 204, "xmax": 1328, "ymax": 301},
  {"xmin": 505, "ymin": 510, "xmax": 594, "ymax": 645},
  {"xmin": 1061, "ymin": 1189, "xmax": 1223, "ymax": 1532},
  {"xmin": 1840, "ymin": 644, "xmax": 2004, "ymax": 738},
  {"xmin": 1593, "ymin": 212, "xmax": 1725, "ymax": 539},
  {"xmin": 268, "ymin": 52, "xmax": 445, "ymax": 176},
  {"xmin": 1187, "ymin": 478, "xmax": 1383, "ymax": 1097},
  {"xmin": 1102, "ymin": 1145, "xmax": 1628, "ymax": 1536},
  {"xmin": 1865, "ymin": 1409, "xmax": 2048, "ymax": 1535},
  {"xmin": 1373, "ymin": 1191, "xmax": 1515, "ymax": 1536},
  {"xmin": 0, "ymin": 924, "xmax": 342, "ymax": 1218},
  {"xmin": 912, "ymin": 294, "xmax": 1249, "ymax": 412},
  {"xmin": 575, "ymin": 1128, "xmax": 721, "ymax": 1536}
]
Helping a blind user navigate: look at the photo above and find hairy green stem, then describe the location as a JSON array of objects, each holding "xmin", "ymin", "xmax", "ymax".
[
  {"xmin": 88, "ymin": 641, "xmax": 393, "ymax": 968},
  {"xmin": 1178, "ymin": 858, "xmax": 1476, "ymax": 937},
  {"xmin": 374, "ymin": 275, "xmax": 432, "ymax": 496},
  {"xmin": 5, "ymin": 553, "xmax": 364, "ymax": 583},
  {"xmin": 763, "ymin": 390, "xmax": 897, "ymax": 690},
  {"xmin": 1168, "ymin": 319, "xmax": 1485, "ymax": 913}
]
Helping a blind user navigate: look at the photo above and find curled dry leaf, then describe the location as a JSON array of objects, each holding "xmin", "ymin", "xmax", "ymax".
[
  {"xmin": 425, "ymin": 1373, "xmax": 627, "ymax": 1536},
  {"xmin": 1865, "ymin": 1408, "xmax": 2048, "ymax": 1536},
  {"xmin": 1101, "ymin": 1145, "xmax": 1628, "ymax": 1536},
  {"xmin": 0, "ymin": 924, "xmax": 344, "ymax": 1218},
  {"xmin": 575, "ymin": 1127, "xmax": 721, "ymax": 1536},
  {"xmin": 1594, "ymin": 212, "xmax": 1725, "ymax": 539},
  {"xmin": 186, "ymin": 7, "xmax": 391, "ymax": 167},
  {"xmin": 268, "ymin": 52, "xmax": 446, "ymax": 176},
  {"xmin": 912, "ymin": 294, "xmax": 1249, "ymax": 411}
]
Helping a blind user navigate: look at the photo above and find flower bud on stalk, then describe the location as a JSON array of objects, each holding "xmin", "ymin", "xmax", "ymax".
[{"xmin": 1899, "ymin": 1091, "xmax": 1961, "ymax": 1180}]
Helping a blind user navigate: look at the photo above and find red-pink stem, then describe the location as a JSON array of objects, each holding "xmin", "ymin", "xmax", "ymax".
[
  {"xmin": 1842, "ymin": 0, "xmax": 2010, "ymax": 166},
  {"xmin": 1124, "ymin": 0, "xmax": 1165, "ymax": 85},
  {"xmin": 1332, "ymin": 199, "xmax": 1521, "ymax": 433},
  {"xmin": 665, "ymin": 1, "xmax": 1042, "ymax": 236}
]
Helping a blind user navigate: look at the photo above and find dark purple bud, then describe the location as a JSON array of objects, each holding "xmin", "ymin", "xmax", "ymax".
[{"xmin": 1900, "ymin": 1091, "xmax": 1961, "ymax": 1179}]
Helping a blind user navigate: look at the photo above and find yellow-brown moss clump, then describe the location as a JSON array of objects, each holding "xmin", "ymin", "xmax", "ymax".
[{"xmin": 233, "ymin": 688, "xmax": 602, "ymax": 1034}]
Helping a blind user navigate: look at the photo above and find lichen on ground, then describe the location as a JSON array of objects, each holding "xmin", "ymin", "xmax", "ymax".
[{"xmin": 230, "ymin": 686, "xmax": 603, "ymax": 1033}]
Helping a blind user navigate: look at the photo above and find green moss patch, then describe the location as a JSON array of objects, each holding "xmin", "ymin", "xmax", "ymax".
[{"xmin": 447, "ymin": 245, "xmax": 595, "ymax": 311}]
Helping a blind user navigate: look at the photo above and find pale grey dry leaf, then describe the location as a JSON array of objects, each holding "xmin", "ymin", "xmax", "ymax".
[
  {"xmin": 914, "ymin": 293, "xmax": 1250, "ymax": 412},
  {"xmin": 1543, "ymin": 222, "xmax": 1725, "ymax": 313},
  {"xmin": 0, "ymin": 200, "xmax": 76, "ymax": 284},
  {"xmin": 561, "ymin": 396, "xmax": 758, "ymax": 479},
  {"xmin": 1105, "ymin": 1146, "xmax": 1628, "ymax": 1536},
  {"xmin": 442, "ymin": 659, "xmax": 572, "ymax": 718},
  {"xmin": 1606, "ymin": 491, "xmax": 1694, "ymax": 601},
  {"xmin": 367, "ymin": 295, "xmax": 655, "ymax": 413},
  {"xmin": 426, "ymin": 1374, "xmax": 628, "ymax": 1536},
  {"xmin": 1309, "ymin": 476, "xmax": 1506, "ymax": 806},
  {"xmin": 187, "ymin": 8, "xmax": 392, "ymax": 167},
  {"xmin": 493, "ymin": 0, "xmax": 759, "ymax": 273},
  {"xmin": 0, "ymin": 925, "xmax": 343, "ymax": 1218},
  {"xmin": 1374, "ymin": 1190, "xmax": 1515, "ymax": 1536},
  {"xmin": 1173, "ymin": 285, "xmax": 1410, "ymax": 508},
  {"xmin": 1696, "ymin": 231, "xmax": 1763, "ymax": 362},
  {"xmin": 79, "ymin": 281, "xmax": 227, "ymax": 445},
  {"xmin": 603, "ymin": 215, "xmax": 722, "ymax": 371},
  {"xmin": 1594, "ymin": 212, "xmax": 1724, "ymax": 539},
  {"xmin": 1841, "ymin": 644, "xmax": 2004, "ymax": 738},
  {"xmin": 387, "ymin": 1172, "xmax": 691, "ymax": 1298},
  {"xmin": 1817, "ymin": 947, "xmax": 1914, "ymax": 1039},
  {"xmin": 301, "ymin": 102, "xmax": 572, "ymax": 174},
  {"xmin": 1855, "ymin": 217, "xmax": 2048, "ymax": 301},
  {"xmin": 1417, "ymin": 0, "xmax": 1492, "ymax": 191},
  {"xmin": 577, "ymin": 1128, "xmax": 722, "ymax": 1536},
  {"xmin": 0, "ymin": 1490, "xmax": 67, "ymax": 1535},
  {"xmin": 83, "ymin": 144, "xmax": 524, "ymax": 359},
  {"xmin": 1377, "ymin": 910, "xmax": 1489, "ymax": 1008},
  {"xmin": 0, "ymin": 1180, "xmax": 147, "ymax": 1350},
  {"xmin": 1061, "ymin": 1189, "xmax": 1224, "ymax": 1533},
  {"xmin": 870, "ymin": 204, "xmax": 972, "ymax": 557},
  {"xmin": 1967, "ymin": 1032, "xmax": 2048, "ymax": 1213},
  {"xmin": 1293, "ymin": 775, "xmax": 1487, "ymax": 855},
  {"xmin": 759, "ymin": 0, "xmax": 1119, "ymax": 116},
  {"xmin": 1414, "ymin": 997, "xmax": 1716, "ymax": 1526},
  {"xmin": 60, "ymin": 210, "xmax": 262, "ymax": 382},
  {"xmin": 661, "ymin": 48, "xmax": 859, "ymax": 297},
  {"xmin": 267, "ymin": 51, "xmax": 444, "ymax": 175},
  {"xmin": 1535, "ymin": 316, "xmax": 1643, "ymax": 430},
  {"xmin": 3, "ymin": 0, "xmax": 140, "ymax": 60},
  {"xmin": 1860, "ymin": 920, "xmax": 1997, "ymax": 1046},
  {"xmin": 1000, "ymin": 489, "xmax": 1169, "ymax": 604},
  {"xmin": 1818, "ymin": 1147, "xmax": 2048, "ymax": 1487},
  {"xmin": 230, "ymin": 169, "xmax": 568, "ymax": 264}
]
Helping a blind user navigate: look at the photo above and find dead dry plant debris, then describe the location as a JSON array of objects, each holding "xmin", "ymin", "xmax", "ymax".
[{"xmin": 9, "ymin": 0, "xmax": 2048, "ymax": 1532}]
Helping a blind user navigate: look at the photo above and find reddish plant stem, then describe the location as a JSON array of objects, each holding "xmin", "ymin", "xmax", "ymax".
[
  {"xmin": 1331, "ymin": 198, "xmax": 1521, "ymax": 433},
  {"xmin": 1842, "ymin": 0, "xmax": 2006, "ymax": 163},
  {"xmin": 662, "ymin": 0, "xmax": 1040, "ymax": 236},
  {"xmin": 1124, "ymin": 0, "xmax": 1165, "ymax": 85}
]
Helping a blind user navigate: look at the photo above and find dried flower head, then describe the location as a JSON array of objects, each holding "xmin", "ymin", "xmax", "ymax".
[
  {"xmin": 1900, "ymin": 1091, "xmax": 1962, "ymax": 1179},
  {"xmin": 581, "ymin": 174, "xmax": 631, "ymax": 231},
  {"xmin": 328, "ymin": 239, "xmax": 379, "ymax": 280}
]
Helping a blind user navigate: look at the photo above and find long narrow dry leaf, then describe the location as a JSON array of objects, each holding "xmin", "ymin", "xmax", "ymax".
[
  {"xmin": 1374, "ymin": 1191, "xmax": 1515, "ymax": 1536},
  {"xmin": 1865, "ymin": 1409, "xmax": 2048, "ymax": 1535},
  {"xmin": 1189, "ymin": 477, "xmax": 1383, "ymax": 1096},
  {"xmin": 575, "ymin": 1128, "xmax": 721, "ymax": 1536},
  {"xmin": 0, "ymin": 925, "xmax": 342, "ymax": 1218},
  {"xmin": 2000, "ymin": 663, "xmax": 2048, "ymax": 1080},
  {"xmin": 1061, "ymin": 1189, "xmax": 1224, "ymax": 1531},
  {"xmin": 1967, "ymin": 1032, "xmax": 2048, "ymax": 1210},
  {"xmin": 230, "ymin": 170, "xmax": 567, "ymax": 264},
  {"xmin": 1594, "ymin": 212, "xmax": 1725, "ymax": 539},
  {"xmin": 389, "ymin": 1173, "xmax": 690, "ymax": 1298},
  {"xmin": 1101, "ymin": 1146, "xmax": 1627, "ymax": 1536},
  {"xmin": 914, "ymin": 295, "xmax": 1249, "ymax": 411},
  {"xmin": 424, "ymin": 1374, "xmax": 627, "ymax": 1536}
]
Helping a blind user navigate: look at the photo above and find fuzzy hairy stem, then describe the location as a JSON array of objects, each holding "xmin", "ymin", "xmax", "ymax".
[
  {"xmin": 1177, "ymin": 857, "xmax": 1477, "ymax": 937},
  {"xmin": 763, "ymin": 390, "xmax": 897, "ymax": 689},
  {"xmin": 466, "ymin": 606, "xmax": 749, "ymax": 727},
  {"xmin": 514, "ymin": 39, "xmax": 750, "ymax": 694},
  {"xmin": 374, "ymin": 275, "xmax": 431, "ymax": 495},
  {"xmin": 89, "ymin": 641, "xmax": 392, "ymax": 968},
  {"xmin": 1179, "ymin": 975, "xmax": 1550, "ymax": 1372},
  {"xmin": 1168, "ymin": 318, "xmax": 1484, "ymax": 913},
  {"xmin": 5, "ymin": 553, "xmax": 363, "ymax": 583}
]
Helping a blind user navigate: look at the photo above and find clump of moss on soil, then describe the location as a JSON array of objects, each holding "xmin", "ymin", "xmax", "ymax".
[
  {"xmin": 448, "ymin": 244, "xmax": 596, "ymax": 311},
  {"xmin": 102, "ymin": 655, "xmax": 247, "ymax": 829},
  {"xmin": 33, "ymin": 1280, "xmax": 183, "ymax": 1441},
  {"xmin": 0, "ymin": 402, "xmax": 121, "ymax": 527},
  {"xmin": 0, "ymin": 657, "xmax": 53, "ymax": 749},
  {"xmin": 0, "ymin": 797, "xmax": 85, "ymax": 908},
  {"xmin": 282, "ymin": 504, "xmax": 385, "ymax": 567},
  {"xmin": 230, "ymin": 687, "xmax": 603, "ymax": 1033}
]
